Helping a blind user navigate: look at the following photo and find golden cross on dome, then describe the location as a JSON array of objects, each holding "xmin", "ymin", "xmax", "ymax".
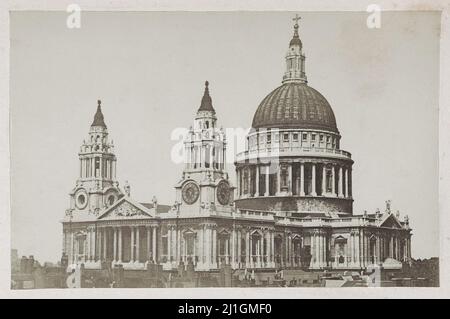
[{"xmin": 292, "ymin": 14, "xmax": 301, "ymax": 25}]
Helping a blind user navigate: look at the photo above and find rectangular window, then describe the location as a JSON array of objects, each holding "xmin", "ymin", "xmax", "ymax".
[
  {"xmin": 327, "ymin": 136, "xmax": 330, "ymax": 142},
  {"xmin": 302, "ymin": 133, "xmax": 308, "ymax": 141},
  {"xmin": 293, "ymin": 133, "xmax": 298, "ymax": 141},
  {"xmin": 312, "ymin": 134, "xmax": 316, "ymax": 141},
  {"xmin": 267, "ymin": 134, "xmax": 271, "ymax": 143},
  {"xmin": 320, "ymin": 135, "xmax": 324, "ymax": 142},
  {"xmin": 283, "ymin": 133, "xmax": 289, "ymax": 142}
]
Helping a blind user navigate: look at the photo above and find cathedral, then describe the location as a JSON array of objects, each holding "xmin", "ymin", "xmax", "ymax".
[{"xmin": 62, "ymin": 19, "xmax": 412, "ymax": 275}]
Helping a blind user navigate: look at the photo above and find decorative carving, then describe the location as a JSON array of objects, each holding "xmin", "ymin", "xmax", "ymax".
[
  {"xmin": 65, "ymin": 209, "xmax": 74, "ymax": 217},
  {"xmin": 108, "ymin": 201, "xmax": 146, "ymax": 218}
]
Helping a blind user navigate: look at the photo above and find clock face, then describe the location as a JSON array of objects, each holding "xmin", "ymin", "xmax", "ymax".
[
  {"xmin": 217, "ymin": 180, "xmax": 230, "ymax": 205},
  {"xmin": 182, "ymin": 182, "xmax": 200, "ymax": 205}
]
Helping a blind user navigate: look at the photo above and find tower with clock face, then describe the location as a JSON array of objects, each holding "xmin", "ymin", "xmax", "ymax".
[
  {"xmin": 175, "ymin": 82, "xmax": 234, "ymax": 214},
  {"xmin": 68, "ymin": 100, "xmax": 122, "ymax": 216}
]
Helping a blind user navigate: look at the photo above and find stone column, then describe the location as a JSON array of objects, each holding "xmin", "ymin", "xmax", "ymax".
[
  {"xmin": 408, "ymin": 237, "xmax": 412, "ymax": 261},
  {"xmin": 348, "ymin": 168, "xmax": 352, "ymax": 197},
  {"xmin": 247, "ymin": 168, "xmax": 251, "ymax": 196},
  {"xmin": 177, "ymin": 228, "xmax": 181, "ymax": 264},
  {"xmin": 311, "ymin": 163, "xmax": 317, "ymax": 196},
  {"xmin": 130, "ymin": 226, "xmax": 135, "ymax": 263},
  {"xmin": 286, "ymin": 234, "xmax": 291, "ymax": 267},
  {"xmin": 255, "ymin": 165, "xmax": 259, "ymax": 197},
  {"xmin": 118, "ymin": 227, "xmax": 122, "ymax": 262},
  {"xmin": 265, "ymin": 231, "xmax": 270, "ymax": 267},
  {"xmin": 265, "ymin": 166, "xmax": 270, "ymax": 196},
  {"xmin": 96, "ymin": 229, "xmax": 101, "ymax": 261},
  {"xmin": 146, "ymin": 227, "xmax": 151, "ymax": 261},
  {"xmin": 86, "ymin": 229, "xmax": 91, "ymax": 261},
  {"xmin": 136, "ymin": 227, "xmax": 140, "ymax": 263},
  {"xmin": 87, "ymin": 228, "xmax": 91, "ymax": 261},
  {"xmin": 213, "ymin": 227, "xmax": 218, "ymax": 268},
  {"xmin": 276, "ymin": 165, "xmax": 281, "ymax": 195},
  {"xmin": 322, "ymin": 234, "xmax": 326, "ymax": 267},
  {"xmin": 315, "ymin": 233, "xmax": 320, "ymax": 268},
  {"xmin": 205, "ymin": 226, "xmax": 211, "ymax": 269},
  {"xmin": 231, "ymin": 228, "xmax": 236, "ymax": 268},
  {"xmin": 309, "ymin": 233, "xmax": 315, "ymax": 268},
  {"xmin": 245, "ymin": 230, "xmax": 250, "ymax": 267},
  {"xmin": 152, "ymin": 226, "xmax": 157, "ymax": 263},
  {"xmin": 237, "ymin": 230, "xmax": 242, "ymax": 267},
  {"xmin": 300, "ymin": 163, "xmax": 305, "ymax": 196},
  {"xmin": 271, "ymin": 232, "xmax": 275, "ymax": 267},
  {"xmin": 198, "ymin": 225, "xmax": 204, "ymax": 267},
  {"xmin": 167, "ymin": 227, "xmax": 172, "ymax": 263},
  {"xmin": 355, "ymin": 232, "xmax": 360, "ymax": 267},
  {"xmin": 338, "ymin": 166, "xmax": 344, "ymax": 197},
  {"xmin": 256, "ymin": 235, "xmax": 260, "ymax": 267},
  {"xmin": 389, "ymin": 236, "xmax": 393, "ymax": 258},
  {"xmin": 102, "ymin": 228, "xmax": 107, "ymax": 261},
  {"xmin": 344, "ymin": 168, "xmax": 349, "ymax": 198},
  {"xmin": 113, "ymin": 227, "xmax": 117, "ymax": 262},
  {"xmin": 376, "ymin": 236, "xmax": 380, "ymax": 264},
  {"xmin": 288, "ymin": 164, "xmax": 293, "ymax": 195},
  {"xmin": 322, "ymin": 165, "xmax": 327, "ymax": 196},
  {"xmin": 315, "ymin": 234, "xmax": 320, "ymax": 267},
  {"xmin": 349, "ymin": 233, "xmax": 354, "ymax": 265},
  {"xmin": 236, "ymin": 169, "xmax": 240, "ymax": 197},
  {"xmin": 91, "ymin": 227, "xmax": 95, "ymax": 261},
  {"xmin": 331, "ymin": 165, "xmax": 336, "ymax": 196}
]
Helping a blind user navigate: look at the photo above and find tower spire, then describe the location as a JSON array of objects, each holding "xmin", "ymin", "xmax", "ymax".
[
  {"xmin": 198, "ymin": 80, "xmax": 215, "ymax": 113},
  {"xmin": 282, "ymin": 15, "xmax": 307, "ymax": 84},
  {"xmin": 91, "ymin": 99, "xmax": 107, "ymax": 128}
]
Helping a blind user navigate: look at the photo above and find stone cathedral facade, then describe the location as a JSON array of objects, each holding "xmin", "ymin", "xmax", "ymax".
[{"xmin": 62, "ymin": 20, "xmax": 412, "ymax": 274}]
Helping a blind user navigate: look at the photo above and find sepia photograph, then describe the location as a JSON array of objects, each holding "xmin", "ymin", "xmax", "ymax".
[{"xmin": 1, "ymin": 0, "xmax": 449, "ymax": 300}]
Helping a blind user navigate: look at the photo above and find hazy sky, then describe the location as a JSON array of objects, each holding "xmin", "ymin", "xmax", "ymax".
[{"xmin": 10, "ymin": 11, "xmax": 439, "ymax": 262}]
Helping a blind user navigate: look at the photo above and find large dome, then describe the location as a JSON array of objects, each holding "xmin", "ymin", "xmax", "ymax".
[{"xmin": 251, "ymin": 83, "xmax": 339, "ymax": 133}]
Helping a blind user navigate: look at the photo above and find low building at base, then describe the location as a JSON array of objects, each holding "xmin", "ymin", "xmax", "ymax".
[{"xmin": 61, "ymin": 20, "xmax": 412, "ymax": 277}]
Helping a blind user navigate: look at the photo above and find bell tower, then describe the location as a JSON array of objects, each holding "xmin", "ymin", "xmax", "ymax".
[
  {"xmin": 68, "ymin": 100, "xmax": 122, "ymax": 215},
  {"xmin": 282, "ymin": 14, "xmax": 307, "ymax": 84},
  {"xmin": 175, "ymin": 82, "xmax": 234, "ymax": 214}
]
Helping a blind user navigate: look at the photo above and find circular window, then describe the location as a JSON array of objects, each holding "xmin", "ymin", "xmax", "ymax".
[{"xmin": 76, "ymin": 193, "xmax": 87, "ymax": 209}]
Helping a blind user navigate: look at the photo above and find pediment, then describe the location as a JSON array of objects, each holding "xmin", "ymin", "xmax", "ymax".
[
  {"xmin": 379, "ymin": 213, "xmax": 403, "ymax": 229},
  {"xmin": 97, "ymin": 197, "xmax": 154, "ymax": 220}
]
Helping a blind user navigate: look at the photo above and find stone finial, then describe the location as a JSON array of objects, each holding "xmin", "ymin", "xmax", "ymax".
[
  {"xmin": 124, "ymin": 181, "xmax": 131, "ymax": 197},
  {"xmin": 404, "ymin": 215, "xmax": 409, "ymax": 224},
  {"xmin": 375, "ymin": 209, "xmax": 381, "ymax": 220},
  {"xmin": 385, "ymin": 200, "xmax": 391, "ymax": 213}
]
